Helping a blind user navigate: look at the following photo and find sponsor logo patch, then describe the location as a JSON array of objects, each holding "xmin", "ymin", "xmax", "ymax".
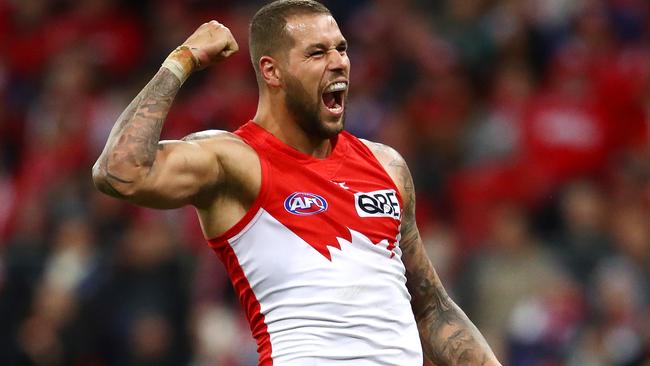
[
  {"xmin": 355, "ymin": 189, "xmax": 400, "ymax": 219},
  {"xmin": 284, "ymin": 192, "xmax": 328, "ymax": 216}
]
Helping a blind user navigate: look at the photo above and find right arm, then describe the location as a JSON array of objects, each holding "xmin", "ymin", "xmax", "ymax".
[
  {"xmin": 92, "ymin": 21, "xmax": 239, "ymax": 209},
  {"xmin": 365, "ymin": 141, "xmax": 501, "ymax": 365}
]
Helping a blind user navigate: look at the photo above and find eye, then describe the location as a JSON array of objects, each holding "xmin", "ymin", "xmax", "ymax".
[
  {"xmin": 310, "ymin": 50, "xmax": 325, "ymax": 58},
  {"xmin": 337, "ymin": 45, "xmax": 347, "ymax": 53}
]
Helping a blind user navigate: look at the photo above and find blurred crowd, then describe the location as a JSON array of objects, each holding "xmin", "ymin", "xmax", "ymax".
[{"xmin": 0, "ymin": 0, "xmax": 649, "ymax": 365}]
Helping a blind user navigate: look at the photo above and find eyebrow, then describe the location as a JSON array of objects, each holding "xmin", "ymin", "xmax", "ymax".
[
  {"xmin": 306, "ymin": 40, "xmax": 348, "ymax": 50},
  {"xmin": 306, "ymin": 43, "xmax": 325, "ymax": 50}
]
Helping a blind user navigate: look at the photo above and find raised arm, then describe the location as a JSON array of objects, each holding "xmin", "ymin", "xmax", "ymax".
[
  {"xmin": 92, "ymin": 21, "xmax": 239, "ymax": 208},
  {"xmin": 365, "ymin": 141, "xmax": 501, "ymax": 366}
]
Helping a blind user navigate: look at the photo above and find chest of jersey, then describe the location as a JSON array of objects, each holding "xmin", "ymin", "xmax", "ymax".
[{"xmin": 261, "ymin": 147, "xmax": 403, "ymax": 261}]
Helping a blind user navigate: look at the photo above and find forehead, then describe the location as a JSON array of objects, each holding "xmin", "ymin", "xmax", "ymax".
[{"xmin": 284, "ymin": 13, "xmax": 345, "ymax": 48}]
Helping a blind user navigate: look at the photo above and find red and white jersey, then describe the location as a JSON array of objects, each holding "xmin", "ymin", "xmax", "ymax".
[{"xmin": 208, "ymin": 122, "xmax": 423, "ymax": 365}]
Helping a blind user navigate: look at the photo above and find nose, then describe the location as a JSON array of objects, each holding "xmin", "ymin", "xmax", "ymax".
[{"xmin": 327, "ymin": 49, "xmax": 349, "ymax": 72}]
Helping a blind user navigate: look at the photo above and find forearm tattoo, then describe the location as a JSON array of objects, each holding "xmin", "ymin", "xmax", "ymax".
[
  {"xmin": 380, "ymin": 148, "xmax": 494, "ymax": 365},
  {"xmin": 96, "ymin": 68, "xmax": 180, "ymax": 195}
]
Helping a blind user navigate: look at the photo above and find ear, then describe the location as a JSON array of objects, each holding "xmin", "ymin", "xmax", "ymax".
[{"xmin": 259, "ymin": 56, "xmax": 282, "ymax": 88}]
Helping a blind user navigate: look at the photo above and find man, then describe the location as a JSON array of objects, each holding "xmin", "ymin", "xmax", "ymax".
[{"xmin": 93, "ymin": 1, "xmax": 501, "ymax": 365}]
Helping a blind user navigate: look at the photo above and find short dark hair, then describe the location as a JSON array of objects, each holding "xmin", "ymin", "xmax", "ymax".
[{"xmin": 249, "ymin": 0, "xmax": 331, "ymax": 80}]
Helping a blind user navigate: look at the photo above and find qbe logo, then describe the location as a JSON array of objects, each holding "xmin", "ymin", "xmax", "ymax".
[
  {"xmin": 355, "ymin": 189, "xmax": 401, "ymax": 219},
  {"xmin": 284, "ymin": 192, "xmax": 328, "ymax": 216}
]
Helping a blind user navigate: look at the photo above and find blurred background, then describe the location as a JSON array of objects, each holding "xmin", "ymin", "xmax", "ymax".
[{"xmin": 0, "ymin": 0, "xmax": 649, "ymax": 365}]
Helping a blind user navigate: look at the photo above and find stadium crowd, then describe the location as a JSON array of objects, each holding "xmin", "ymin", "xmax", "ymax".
[{"xmin": 0, "ymin": 0, "xmax": 649, "ymax": 365}]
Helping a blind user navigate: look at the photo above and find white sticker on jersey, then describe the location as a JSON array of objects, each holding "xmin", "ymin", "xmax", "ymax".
[{"xmin": 354, "ymin": 189, "xmax": 401, "ymax": 219}]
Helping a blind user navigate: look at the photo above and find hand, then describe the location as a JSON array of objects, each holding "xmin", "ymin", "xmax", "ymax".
[{"xmin": 182, "ymin": 20, "xmax": 239, "ymax": 69}]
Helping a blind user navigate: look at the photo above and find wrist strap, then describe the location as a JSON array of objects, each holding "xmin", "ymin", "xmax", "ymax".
[{"xmin": 161, "ymin": 45, "xmax": 199, "ymax": 84}]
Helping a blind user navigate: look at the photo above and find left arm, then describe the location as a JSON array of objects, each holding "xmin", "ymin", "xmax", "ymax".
[{"xmin": 365, "ymin": 141, "xmax": 501, "ymax": 366}]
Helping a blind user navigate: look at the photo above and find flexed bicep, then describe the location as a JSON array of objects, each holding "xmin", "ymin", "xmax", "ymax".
[
  {"xmin": 121, "ymin": 139, "xmax": 223, "ymax": 209},
  {"xmin": 93, "ymin": 132, "xmax": 223, "ymax": 209}
]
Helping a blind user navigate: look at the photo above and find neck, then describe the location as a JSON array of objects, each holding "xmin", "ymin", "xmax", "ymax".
[{"xmin": 253, "ymin": 94, "xmax": 333, "ymax": 159}]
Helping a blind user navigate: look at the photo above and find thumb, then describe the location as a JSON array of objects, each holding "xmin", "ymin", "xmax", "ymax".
[{"xmin": 220, "ymin": 49, "xmax": 237, "ymax": 58}]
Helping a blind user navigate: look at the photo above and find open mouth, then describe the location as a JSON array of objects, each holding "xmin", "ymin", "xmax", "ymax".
[{"xmin": 322, "ymin": 81, "xmax": 347, "ymax": 114}]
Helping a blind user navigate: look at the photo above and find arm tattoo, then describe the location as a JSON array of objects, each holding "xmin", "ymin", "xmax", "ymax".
[
  {"xmin": 374, "ymin": 144, "xmax": 497, "ymax": 365},
  {"xmin": 388, "ymin": 152, "xmax": 417, "ymax": 244},
  {"xmin": 95, "ymin": 68, "xmax": 180, "ymax": 195},
  {"xmin": 413, "ymin": 272, "xmax": 490, "ymax": 365}
]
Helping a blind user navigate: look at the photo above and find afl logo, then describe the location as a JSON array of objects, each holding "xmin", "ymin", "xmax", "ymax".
[{"xmin": 284, "ymin": 192, "xmax": 328, "ymax": 216}]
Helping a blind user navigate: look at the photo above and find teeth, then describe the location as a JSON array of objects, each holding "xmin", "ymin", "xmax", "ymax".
[{"xmin": 325, "ymin": 82, "xmax": 347, "ymax": 93}]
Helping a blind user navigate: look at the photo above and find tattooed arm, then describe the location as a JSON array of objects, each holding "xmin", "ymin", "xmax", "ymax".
[
  {"xmin": 92, "ymin": 21, "xmax": 239, "ymax": 208},
  {"xmin": 364, "ymin": 141, "xmax": 501, "ymax": 366}
]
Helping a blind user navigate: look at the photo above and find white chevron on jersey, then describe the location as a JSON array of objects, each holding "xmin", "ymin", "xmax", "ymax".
[{"xmin": 226, "ymin": 208, "xmax": 422, "ymax": 365}]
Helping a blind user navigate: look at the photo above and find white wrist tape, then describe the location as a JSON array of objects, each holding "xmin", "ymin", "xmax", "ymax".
[{"xmin": 162, "ymin": 58, "xmax": 190, "ymax": 84}]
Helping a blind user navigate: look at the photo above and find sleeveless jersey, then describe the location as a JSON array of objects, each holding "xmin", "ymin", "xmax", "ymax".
[{"xmin": 208, "ymin": 121, "xmax": 423, "ymax": 365}]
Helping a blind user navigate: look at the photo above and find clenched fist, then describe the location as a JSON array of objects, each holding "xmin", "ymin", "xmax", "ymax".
[{"xmin": 183, "ymin": 20, "xmax": 239, "ymax": 69}]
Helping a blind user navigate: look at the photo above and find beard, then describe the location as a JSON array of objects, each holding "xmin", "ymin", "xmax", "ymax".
[{"xmin": 283, "ymin": 71, "xmax": 344, "ymax": 139}]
